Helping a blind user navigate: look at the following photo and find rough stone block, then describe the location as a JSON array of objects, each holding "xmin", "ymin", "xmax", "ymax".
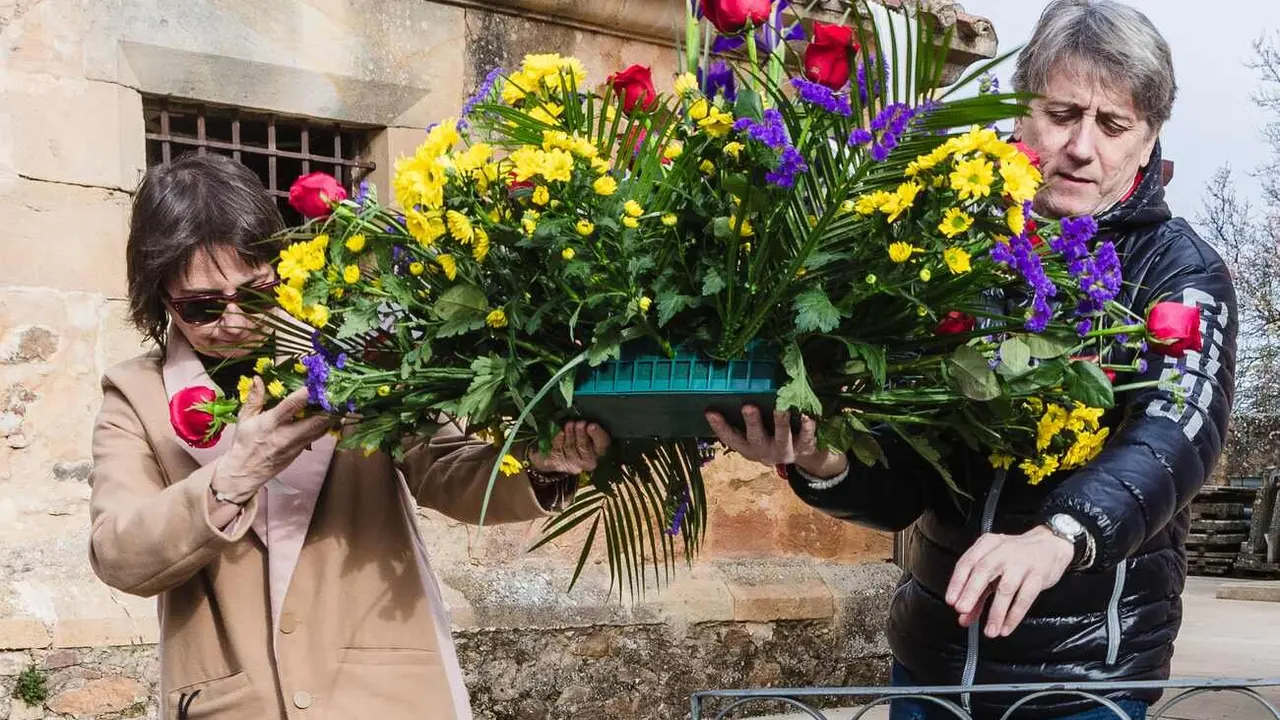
[
  {"xmin": 0, "ymin": 179, "xmax": 129, "ymax": 295},
  {"xmin": 0, "ymin": 71, "xmax": 145, "ymax": 192},
  {"xmin": 0, "ymin": 650, "xmax": 33, "ymax": 675},
  {"xmin": 0, "ymin": 0, "xmax": 86, "ymax": 78},
  {"xmin": 1215, "ymin": 581, "xmax": 1280, "ymax": 603},
  {"xmin": 47, "ymin": 675, "xmax": 147, "ymax": 717},
  {"xmin": 100, "ymin": 299, "xmax": 149, "ymax": 370},
  {"xmin": 53, "ymin": 618, "xmax": 152, "ymax": 649}
]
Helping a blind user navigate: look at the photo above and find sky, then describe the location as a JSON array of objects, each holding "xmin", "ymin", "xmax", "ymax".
[{"xmin": 967, "ymin": 0, "xmax": 1280, "ymax": 223}]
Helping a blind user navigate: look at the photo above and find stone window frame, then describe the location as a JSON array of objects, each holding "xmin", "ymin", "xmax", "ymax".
[{"xmin": 142, "ymin": 97, "xmax": 379, "ymax": 223}]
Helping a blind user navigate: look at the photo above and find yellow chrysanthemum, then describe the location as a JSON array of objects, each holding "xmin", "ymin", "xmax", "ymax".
[
  {"xmin": 522, "ymin": 217, "xmax": 538, "ymax": 236},
  {"xmin": 561, "ymin": 247, "xmax": 576, "ymax": 261},
  {"xmin": 591, "ymin": 157, "xmax": 612, "ymax": 175},
  {"xmin": 593, "ymin": 175, "xmax": 618, "ymax": 196},
  {"xmin": 939, "ymin": 208, "xmax": 974, "ymax": 238},
  {"xmin": 1036, "ymin": 404, "xmax": 1069, "ymax": 451},
  {"xmin": 276, "ymin": 284, "xmax": 305, "ymax": 318},
  {"xmin": 499, "ymin": 453, "xmax": 524, "ymax": 477},
  {"xmin": 575, "ymin": 219, "xmax": 595, "ymax": 236},
  {"xmin": 306, "ymin": 304, "xmax": 330, "ymax": 329},
  {"xmin": 254, "ymin": 357, "xmax": 272, "ymax": 374},
  {"xmin": 1019, "ymin": 454, "xmax": 1061, "ymax": 486},
  {"xmin": 661, "ymin": 213, "xmax": 678, "ymax": 227},
  {"xmin": 452, "ymin": 143, "xmax": 494, "ymax": 175},
  {"xmin": 446, "ymin": 210, "xmax": 474, "ymax": 244},
  {"xmin": 730, "ymin": 215, "xmax": 754, "ymax": 237},
  {"xmin": 527, "ymin": 103, "xmax": 564, "ymax": 127},
  {"xmin": 950, "ymin": 157, "xmax": 995, "ymax": 201},
  {"xmin": 1000, "ymin": 161, "xmax": 1042, "ymax": 205},
  {"xmin": 540, "ymin": 148, "xmax": 575, "ymax": 183},
  {"xmin": 698, "ymin": 106, "xmax": 735, "ymax": 137},
  {"xmin": 663, "ymin": 142, "xmax": 684, "ymax": 161},
  {"xmin": 624, "ymin": 200, "xmax": 644, "ymax": 218},
  {"xmin": 508, "ymin": 145, "xmax": 544, "ymax": 183},
  {"xmin": 486, "ymin": 308, "xmax": 508, "ymax": 329},
  {"xmin": 673, "ymin": 72, "xmax": 699, "ymax": 97},
  {"xmin": 879, "ymin": 181, "xmax": 921, "ymax": 223},
  {"xmin": 345, "ymin": 234, "xmax": 366, "ymax": 253},
  {"xmin": 377, "ymin": 385, "xmax": 391, "ymax": 397},
  {"xmin": 622, "ymin": 216, "xmax": 640, "ymax": 229},
  {"xmin": 237, "ymin": 375, "xmax": 253, "ymax": 403},
  {"xmin": 343, "ymin": 264, "xmax": 361, "ymax": 284},
  {"xmin": 267, "ymin": 380, "xmax": 286, "ymax": 399},
  {"xmin": 472, "ymin": 227, "xmax": 490, "ymax": 263},
  {"xmin": 532, "ymin": 185, "xmax": 550, "ymax": 206},
  {"xmin": 989, "ymin": 453, "xmax": 1014, "ymax": 470},
  {"xmin": 854, "ymin": 191, "xmax": 891, "ymax": 215},
  {"xmin": 293, "ymin": 362, "xmax": 306, "ymax": 374},
  {"xmin": 1006, "ymin": 203, "xmax": 1027, "ymax": 236},
  {"xmin": 699, "ymin": 159, "xmax": 716, "ymax": 175},
  {"xmin": 638, "ymin": 296, "xmax": 652, "ymax": 313},
  {"xmin": 919, "ymin": 268, "xmax": 932, "ymax": 282},
  {"xmin": 688, "ymin": 98, "xmax": 710, "ymax": 121},
  {"xmin": 409, "ymin": 261, "xmax": 425, "ymax": 276},
  {"xmin": 723, "ymin": 142, "xmax": 744, "ymax": 160},
  {"xmin": 436, "ymin": 254, "xmax": 457, "ymax": 281},
  {"xmin": 888, "ymin": 242, "xmax": 923, "ymax": 264},
  {"xmin": 943, "ymin": 246, "xmax": 973, "ymax": 275},
  {"xmin": 406, "ymin": 208, "xmax": 447, "ymax": 246},
  {"xmin": 331, "ymin": 287, "xmax": 344, "ymax": 300}
]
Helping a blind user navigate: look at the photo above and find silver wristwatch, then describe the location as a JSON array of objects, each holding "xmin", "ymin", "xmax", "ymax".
[{"xmin": 1045, "ymin": 513, "xmax": 1096, "ymax": 570}]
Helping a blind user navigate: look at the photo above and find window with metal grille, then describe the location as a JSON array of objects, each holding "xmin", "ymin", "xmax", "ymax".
[{"xmin": 143, "ymin": 98, "xmax": 378, "ymax": 224}]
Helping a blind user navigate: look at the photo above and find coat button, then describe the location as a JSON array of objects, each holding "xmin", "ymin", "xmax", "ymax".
[
  {"xmin": 293, "ymin": 691, "xmax": 313, "ymax": 709},
  {"xmin": 280, "ymin": 612, "xmax": 300, "ymax": 634}
]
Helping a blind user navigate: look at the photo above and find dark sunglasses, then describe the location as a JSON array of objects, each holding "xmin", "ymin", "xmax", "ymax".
[{"xmin": 167, "ymin": 279, "xmax": 281, "ymax": 325}]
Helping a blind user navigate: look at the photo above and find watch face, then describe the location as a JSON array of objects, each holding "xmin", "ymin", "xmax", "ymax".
[{"xmin": 1052, "ymin": 514, "xmax": 1084, "ymax": 537}]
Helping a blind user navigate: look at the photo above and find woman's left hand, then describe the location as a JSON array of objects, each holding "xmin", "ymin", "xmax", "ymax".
[{"xmin": 528, "ymin": 421, "xmax": 611, "ymax": 474}]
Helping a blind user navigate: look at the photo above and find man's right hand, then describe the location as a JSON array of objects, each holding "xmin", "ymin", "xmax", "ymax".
[
  {"xmin": 704, "ymin": 405, "xmax": 849, "ymax": 480},
  {"xmin": 212, "ymin": 378, "xmax": 334, "ymax": 501}
]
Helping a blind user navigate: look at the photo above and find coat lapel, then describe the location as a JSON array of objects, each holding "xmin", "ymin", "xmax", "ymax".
[{"xmin": 160, "ymin": 331, "xmax": 336, "ymax": 629}]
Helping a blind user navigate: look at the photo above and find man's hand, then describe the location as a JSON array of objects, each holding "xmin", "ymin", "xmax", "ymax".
[
  {"xmin": 529, "ymin": 421, "xmax": 610, "ymax": 475},
  {"xmin": 946, "ymin": 525, "xmax": 1075, "ymax": 638},
  {"xmin": 704, "ymin": 405, "xmax": 848, "ymax": 479}
]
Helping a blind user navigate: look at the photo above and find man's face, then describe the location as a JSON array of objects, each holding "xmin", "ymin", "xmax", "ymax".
[{"xmin": 1015, "ymin": 61, "xmax": 1160, "ymax": 219}]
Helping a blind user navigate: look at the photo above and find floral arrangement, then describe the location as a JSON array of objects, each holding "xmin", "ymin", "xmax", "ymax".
[{"xmin": 174, "ymin": 0, "xmax": 1202, "ymax": 596}]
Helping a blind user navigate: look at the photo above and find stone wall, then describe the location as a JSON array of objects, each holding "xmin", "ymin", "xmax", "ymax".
[{"xmin": 0, "ymin": 1, "xmax": 992, "ymax": 717}]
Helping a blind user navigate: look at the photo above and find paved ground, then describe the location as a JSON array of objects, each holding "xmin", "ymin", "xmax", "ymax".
[{"xmin": 733, "ymin": 577, "xmax": 1280, "ymax": 720}]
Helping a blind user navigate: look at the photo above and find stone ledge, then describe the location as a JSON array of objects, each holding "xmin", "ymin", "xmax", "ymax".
[
  {"xmin": 0, "ymin": 561, "xmax": 894, "ymax": 649},
  {"xmin": 1215, "ymin": 581, "xmax": 1280, "ymax": 603}
]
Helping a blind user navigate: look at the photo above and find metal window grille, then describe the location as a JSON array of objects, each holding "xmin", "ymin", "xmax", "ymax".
[{"xmin": 143, "ymin": 98, "xmax": 378, "ymax": 224}]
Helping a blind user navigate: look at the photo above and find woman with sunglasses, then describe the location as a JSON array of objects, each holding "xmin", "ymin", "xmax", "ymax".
[{"xmin": 87, "ymin": 153, "xmax": 610, "ymax": 720}]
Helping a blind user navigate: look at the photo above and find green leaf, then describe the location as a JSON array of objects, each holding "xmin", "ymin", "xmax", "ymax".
[
  {"xmin": 734, "ymin": 86, "xmax": 765, "ymax": 121},
  {"xmin": 1009, "ymin": 360, "xmax": 1067, "ymax": 395},
  {"xmin": 794, "ymin": 287, "xmax": 843, "ymax": 333},
  {"xmin": 1024, "ymin": 333, "xmax": 1077, "ymax": 360},
  {"xmin": 587, "ymin": 340, "xmax": 622, "ymax": 367},
  {"xmin": 334, "ymin": 303, "xmax": 379, "ymax": 340},
  {"xmin": 842, "ymin": 341, "xmax": 888, "ymax": 388},
  {"xmin": 701, "ymin": 268, "xmax": 726, "ymax": 296},
  {"xmin": 817, "ymin": 414, "xmax": 886, "ymax": 468},
  {"xmin": 711, "ymin": 217, "xmax": 735, "ymax": 243},
  {"xmin": 1065, "ymin": 361, "xmax": 1116, "ymax": 409},
  {"xmin": 432, "ymin": 284, "xmax": 487, "ymax": 321},
  {"xmin": 558, "ymin": 374, "xmax": 575, "ymax": 407},
  {"xmin": 945, "ymin": 345, "xmax": 1002, "ymax": 401},
  {"xmin": 776, "ymin": 342, "xmax": 822, "ymax": 415},
  {"xmin": 454, "ymin": 355, "xmax": 507, "ymax": 421},
  {"xmin": 997, "ymin": 337, "xmax": 1032, "ymax": 378},
  {"xmin": 892, "ymin": 428, "xmax": 963, "ymax": 497},
  {"xmin": 657, "ymin": 292, "xmax": 697, "ymax": 327}
]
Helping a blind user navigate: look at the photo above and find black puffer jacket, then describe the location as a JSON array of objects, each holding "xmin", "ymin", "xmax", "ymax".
[{"xmin": 790, "ymin": 143, "xmax": 1237, "ymax": 719}]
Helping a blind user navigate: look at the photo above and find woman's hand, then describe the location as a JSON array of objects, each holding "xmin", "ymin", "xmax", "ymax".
[
  {"xmin": 528, "ymin": 421, "xmax": 611, "ymax": 475},
  {"xmin": 705, "ymin": 405, "xmax": 848, "ymax": 479},
  {"xmin": 212, "ymin": 379, "xmax": 334, "ymax": 501}
]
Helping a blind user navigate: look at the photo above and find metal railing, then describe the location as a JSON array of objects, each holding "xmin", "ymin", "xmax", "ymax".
[{"xmin": 691, "ymin": 677, "xmax": 1280, "ymax": 719}]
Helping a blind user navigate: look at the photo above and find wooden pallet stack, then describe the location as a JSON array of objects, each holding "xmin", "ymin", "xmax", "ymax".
[
  {"xmin": 1235, "ymin": 470, "xmax": 1280, "ymax": 578},
  {"xmin": 1186, "ymin": 486, "xmax": 1257, "ymax": 576}
]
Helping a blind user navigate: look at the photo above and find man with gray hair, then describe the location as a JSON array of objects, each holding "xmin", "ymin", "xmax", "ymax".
[{"xmin": 707, "ymin": 1, "xmax": 1237, "ymax": 718}]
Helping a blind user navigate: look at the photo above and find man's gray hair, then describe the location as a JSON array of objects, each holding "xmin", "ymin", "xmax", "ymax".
[{"xmin": 1011, "ymin": 0, "xmax": 1177, "ymax": 129}]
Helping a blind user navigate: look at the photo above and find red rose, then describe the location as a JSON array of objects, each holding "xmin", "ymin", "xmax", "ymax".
[
  {"xmin": 289, "ymin": 172, "xmax": 347, "ymax": 219},
  {"xmin": 1012, "ymin": 141, "xmax": 1042, "ymax": 169},
  {"xmin": 1147, "ymin": 302, "xmax": 1203, "ymax": 357},
  {"xmin": 804, "ymin": 22, "xmax": 859, "ymax": 90},
  {"xmin": 1104, "ymin": 368, "xmax": 1118, "ymax": 383},
  {"xmin": 608, "ymin": 64, "xmax": 658, "ymax": 115},
  {"xmin": 169, "ymin": 386, "xmax": 223, "ymax": 448},
  {"xmin": 936, "ymin": 311, "xmax": 976, "ymax": 335},
  {"xmin": 700, "ymin": 0, "xmax": 773, "ymax": 34}
]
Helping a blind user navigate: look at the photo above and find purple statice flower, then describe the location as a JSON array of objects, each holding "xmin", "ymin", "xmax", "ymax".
[
  {"xmin": 354, "ymin": 180, "xmax": 371, "ymax": 209},
  {"xmin": 1117, "ymin": 333, "xmax": 1130, "ymax": 344},
  {"xmin": 667, "ymin": 490, "xmax": 690, "ymax": 537},
  {"xmin": 978, "ymin": 72, "xmax": 1000, "ymax": 96},
  {"xmin": 989, "ymin": 231, "xmax": 1059, "ymax": 333},
  {"xmin": 346, "ymin": 399, "xmax": 357, "ymax": 413},
  {"xmin": 1074, "ymin": 240, "xmax": 1122, "ymax": 314},
  {"xmin": 1138, "ymin": 358, "xmax": 1149, "ymax": 374},
  {"xmin": 736, "ymin": 110, "xmax": 808, "ymax": 188},
  {"xmin": 870, "ymin": 142, "xmax": 891, "ymax": 162},
  {"xmin": 851, "ymin": 103, "xmax": 921, "ymax": 162},
  {"xmin": 790, "ymin": 77, "xmax": 852, "ymax": 116},
  {"xmin": 311, "ymin": 330, "xmax": 340, "ymax": 365},
  {"xmin": 849, "ymin": 127, "xmax": 873, "ymax": 145},
  {"xmin": 856, "ymin": 57, "xmax": 891, "ymax": 104},
  {"xmin": 335, "ymin": 352, "xmax": 348, "ymax": 370},
  {"xmin": 391, "ymin": 245, "xmax": 410, "ymax": 275},
  {"xmin": 697, "ymin": 439, "xmax": 717, "ymax": 466},
  {"xmin": 300, "ymin": 353, "xmax": 333, "ymax": 412},
  {"xmin": 699, "ymin": 60, "xmax": 737, "ymax": 102},
  {"xmin": 458, "ymin": 67, "xmax": 504, "ymax": 131},
  {"xmin": 766, "ymin": 146, "xmax": 808, "ymax": 188},
  {"xmin": 1076, "ymin": 319, "xmax": 1093, "ymax": 336}
]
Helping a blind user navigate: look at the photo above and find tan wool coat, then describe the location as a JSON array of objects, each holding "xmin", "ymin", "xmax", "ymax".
[{"xmin": 88, "ymin": 350, "xmax": 554, "ymax": 720}]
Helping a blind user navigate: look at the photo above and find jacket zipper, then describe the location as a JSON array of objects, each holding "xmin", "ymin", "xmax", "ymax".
[
  {"xmin": 1106, "ymin": 560, "xmax": 1127, "ymax": 665},
  {"xmin": 961, "ymin": 469, "xmax": 1006, "ymax": 713}
]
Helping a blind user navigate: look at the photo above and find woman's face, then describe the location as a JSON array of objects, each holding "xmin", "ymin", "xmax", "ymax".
[
  {"xmin": 165, "ymin": 244, "xmax": 276, "ymax": 359},
  {"xmin": 1015, "ymin": 61, "xmax": 1160, "ymax": 219}
]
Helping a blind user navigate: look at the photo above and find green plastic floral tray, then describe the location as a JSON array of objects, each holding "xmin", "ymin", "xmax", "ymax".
[{"xmin": 572, "ymin": 342, "xmax": 783, "ymax": 439}]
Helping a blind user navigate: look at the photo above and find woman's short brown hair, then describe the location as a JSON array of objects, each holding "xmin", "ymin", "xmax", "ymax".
[{"xmin": 126, "ymin": 153, "xmax": 285, "ymax": 351}]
